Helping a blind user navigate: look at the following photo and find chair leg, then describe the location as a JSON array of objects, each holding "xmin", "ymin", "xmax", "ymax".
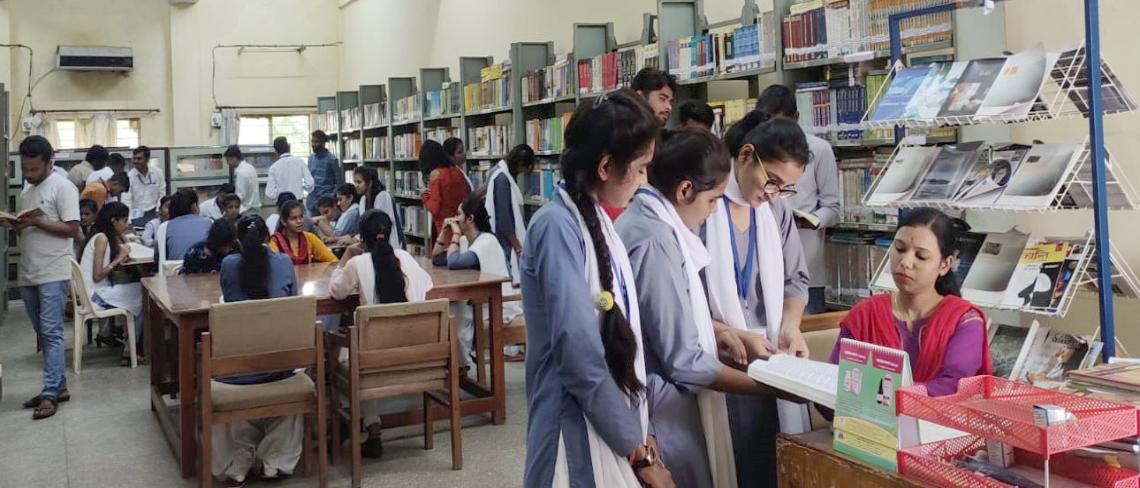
[
  {"xmin": 473, "ymin": 304, "xmax": 487, "ymax": 386},
  {"xmin": 125, "ymin": 313, "xmax": 138, "ymax": 368},
  {"xmin": 73, "ymin": 316, "xmax": 84, "ymax": 374},
  {"xmin": 199, "ymin": 417, "xmax": 212, "ymax": 488},
  {"xmin": 330, "ymin": 400, "xmax": 341, "ymax": 467},
  {"xmin": 316, "ymin": 400, "xmax": 328, "ymax": 488},
  {"xmin": 423, "ymin": 393, "xmax": 433, "ymax": 450},
  {"xmin": 302, "ymin": 413, "xmax": 313, "ymax": 477},
  {"xmin": 350, "ymin": 394, "xmax": 362, "ymax": 488},
  {"xmin": 450, "ymin": 370, "xmax": 463, "ymax": 470}
]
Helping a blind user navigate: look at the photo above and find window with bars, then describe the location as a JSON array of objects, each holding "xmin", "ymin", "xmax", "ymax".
[{"xmin": 238, "ymin": 114, "xmax": 311, "ymax": 156}]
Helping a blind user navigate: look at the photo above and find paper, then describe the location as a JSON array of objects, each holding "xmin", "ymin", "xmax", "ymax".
[
  {"xmin": 748, "ymin": 355, "xmax": 838, "ymax": 408},
  {"xmin": 833, "ymin": 339, "xmax": 912, "ymax": 473}
]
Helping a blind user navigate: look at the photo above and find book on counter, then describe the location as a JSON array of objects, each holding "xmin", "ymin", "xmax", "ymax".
[
  {"xmin": 747, "ymin": 354, "xmax": 838, "ymax": 408},
  {"xmin": 1069, "ymin": 362, "xmax": 1140, "ymax": 393}
]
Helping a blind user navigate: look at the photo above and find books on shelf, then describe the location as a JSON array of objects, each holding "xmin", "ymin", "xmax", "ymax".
[
  {"xmin": 363, "ymin": 102, "xmax": 388, "ymax": 127},
  {"xmin": 324, "ymin": 110, "xmax": 339, "ymax": 133},
  {"xmin": 782, "ymin": 0, "xmax": 953, "ymax": 64},
  {"xmin": 824, "ymin": 233, "xmax": 890, "ymax": 306},
  {"xmin": 340, "ymin": 106, "xmax": 362, "ymax": 132},
  {"xmin": 424, "ymin": 82, "xmax": 462, "ymax": 118},
  {"xmin": 987, "ymin": 320, "xmax": 1041, "ymax": 381},
  {"xmin": 708, "ymin": 98, "xmax": 756, "ymax": 137},
  {"xmin": 467, "ymin": 161, "xmax": 494, "ymax": 190},
  {"xmin": 464, "ymin": 62, "xmax": 511, "ymax": 112},
  {"xmin": 577, "ymin": 44, "xmax": 658, "ymax": 96},
  {"xmin": 401, "ymin": 204, "xmax": 428, "ymax": 236},
  {"xmin": 523, "ymin": 163, "xmax": 560, "ymax": 203},
  {"xmin": 838, "ymin": 149, "xmax": 897, "ymax": 226},
  {"xmin": 392, "ymin": 132, "xmax": 422, "ymax": 160},
  {"xmin": 344, "ymin": 138, "xmax": 362, "ymax": 161},
  {"xmin": 424, "ymin": 126, "xmax": 461, "ymax": 144},
  {"xmin": 524, "ymin": 112, "xmax": 571, "ymax": 154},
  {"xmin": 666, "ymin": 12, "xmax": 778, "ymax": 83},
  {"xmin": 467, "ymin": 123, "xmax": 511, "ymax": 157},
  {"xmin": 392, "ymin": 170, "xmax": 425, "ymax": 196},
  {"xmin": 522, "ymin": 54, "xmax": 574, "ymax": 103},
  {"xmin": 364, "ymin": 136, "xmax": 389, "ymax": 160},
  {"xmin": 394, "ymin": 94, "xmax": 419, "ymax": 124}
]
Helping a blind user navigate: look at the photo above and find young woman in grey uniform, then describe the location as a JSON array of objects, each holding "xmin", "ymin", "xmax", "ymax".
[
  {"xmin": 520, "ymin": 90, "xmax": 673, "ymax": 488},
  {"xmin": 617, "ymin": 128, "xmax": 791, "ymax": 488}
]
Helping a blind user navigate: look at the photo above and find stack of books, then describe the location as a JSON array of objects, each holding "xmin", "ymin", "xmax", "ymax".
[
  {"xmin": 467, "ymin": 124, "xmax": 511, "ymax": 157},
  {"xmin": 464, "ymin": 62, "xmax": 512, "ymax": 112},
  {"xmin": 782, "ymin": 0, "xmax": 954, "ymax": 64},
  {"xmin": 524, "ymin": 112, "xmax": 571, "ymax": 153},
  {"xmin": 391, "ymin": 132, "xmax": 422, "ymax": 159},
  {"xmin": 522, "ymin": 54, "xmax": 574, "ymax": 103}
]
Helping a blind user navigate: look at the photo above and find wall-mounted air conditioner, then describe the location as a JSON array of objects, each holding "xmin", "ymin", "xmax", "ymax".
[{"xmin": 57, "ymin": 45, "xmax": 133, "ymax": 72}]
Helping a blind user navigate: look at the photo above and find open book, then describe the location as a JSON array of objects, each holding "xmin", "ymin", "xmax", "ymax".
[
  {"xmin": 747, "ymin": 354, "xmax": 838, "ymax": 408},
  {"xmin": 0, "ymin": 207, "xmax": 44, "ymax": 224},
  {"xmin": 791, "ymin": 209, "xmax": 821, "ymax": 229}
]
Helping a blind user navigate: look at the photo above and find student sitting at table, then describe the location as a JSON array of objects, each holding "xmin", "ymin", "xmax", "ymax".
[
  {"xmin": 199, "ymin": 183, "xmax": 235, "ymax": 221},
  {"xmin": 141, "ymin": 195, "xmax": 171, "ymax": 248},
  {"xmin": 180, "ymin": 219, "xmax": 238, "ymax": 275},
  {"xmin": 353, "ymin": 166, "xmax": 402, "ymax": 248},
  {"xmin": 328, "ymin": 209, "xmax": 434, "ymax": 458},
  {"xmin": 79, "ymin": 202, "xmax": 144, "ymax": 366},
  {"xmin": 829, "ymin": 207, "xmax": 991, "ymax": 397},
  {"xmin": 75, "ymin": 198, "xmax": 98, "ymax": 257},
  {"xmin": 220, "ymin": 193, "xmax": 242, "ymax": 225},
  {"xmin": 269, "ymin": 199, "xmax": 338, "ymax": 265},
  {"xmin": 214, "ymin": 214, "xmax": 304, "ymax": 485},
  {"xmin": 313, "ymin": 185, "xmax": 360, "ymax": 245},
  {"xmin": 430, "ymin": 193, "xmax": 524, "ymax": 366},
  {"xmin": 264, "ymin": 191, "xmax": 296, "ymax": 235},
  {"xmin": 156, "ymin": 189, "xmax": 213, "ymax": 263}
]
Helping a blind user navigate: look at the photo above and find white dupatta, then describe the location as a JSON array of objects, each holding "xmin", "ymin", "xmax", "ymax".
[
  {"xmin": 636, "ymin": 188, "xmax": 738, "ymax": 488},
  {"xmin": 484, "ymin": 160, "xmax": 526, "ymax": 284},
  {"xmin": 551, "ymin": 187, "xmax": 648, "ymax": 488}
]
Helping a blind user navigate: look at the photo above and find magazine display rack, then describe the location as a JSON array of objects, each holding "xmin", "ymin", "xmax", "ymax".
[
  {"xmin": 862, "ymin": 138, "xmax": 1140, "ymax": 213},
  {"xmin": 870, "ymin": 231, "xmax": 1140, "ymax": 318},
  {"xmin": 896, "ymin": 376, "xmax": 1140, "ymax": 486},
  {"xmin": 861, "ymin": 44, "xmax": 1137, "ymax": 130}
]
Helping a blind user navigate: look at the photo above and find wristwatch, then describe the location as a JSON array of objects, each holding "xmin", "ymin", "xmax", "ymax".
[{"xmin": 629, "ymin": 443, "xmax": 657, "ymax": 471}]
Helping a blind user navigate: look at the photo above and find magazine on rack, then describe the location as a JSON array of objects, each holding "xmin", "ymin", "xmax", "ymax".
[
  {"xmin": 954, "ymin": 144, "xmax": 1032, "ymax": 203},
  {"xmin": 864, "ymin": 145, "xmax": 941, "ymax": 205},
  {"xmin": 869, "ymin": 65, "xmax": 933, "ymax": 121},
  {"xmin": 1018, "ymin": 329, "xmax": 1095, "ymax": 387},
  {"xmin": 959, "ymin": 231, "xmax": 1030, "ymax": 306},
  {"xmin": 988, "ymin": 320, "xmax": 1041, "ymax": 380},
  {"xmin": 937, "ymin": 58, "xmax": 1007, "ymax": 118},
  {"xmin": 975, "ymin": 43, "xmax": 1051, "ymax": 117},
  {"xmin": 901, "ymin": 61, "xmax": 967, "ymax": 119},
  {"xmin": 1054, "ymin": 47, "xmax": 1138, "ymax": 114},
  {"xmin": 909, "ymin": 141, "xmax": 985, "ymax": 202},
  {"xmin": 1002, "ymin": 239, "xmax": 1083, "ymax": 312},
  {"xmin": 996, "ymin": 142, "xmax": 1084, "ymax": 209}
]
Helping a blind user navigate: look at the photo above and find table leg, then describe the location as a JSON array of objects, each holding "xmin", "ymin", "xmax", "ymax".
[
  {"xmin": 489, "ymin": 289, "xmax": 505, "ymax": 425},
  {"xmin": 146, "ymin": 294, "xmax": 159, "ymax": 391},
  {"xmin": 178, "ymin": 320, "xmax": 197, "ymax": 478}
]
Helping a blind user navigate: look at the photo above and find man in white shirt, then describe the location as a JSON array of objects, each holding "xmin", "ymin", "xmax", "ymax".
[
  {"xmin": 3, "ymin": 136, "xmax": 80, "ymax": 420},
  {"xmin": 199, "ymin": 183, "xmax": 235, "ymax": 220},
  {"xmin": 264, "ymin": 137, "xmax": 313, "ymax": 206},
  {"xmin": 757, "ymin": 84, "xmax": 841, "ymax": 314},
  {"xmin": 127, "ymin": 145, "xmax": 166, "ymax": 227},
  {"xmin": 226, "ymin": 145, "xmax": 261, "ymax": 214}
]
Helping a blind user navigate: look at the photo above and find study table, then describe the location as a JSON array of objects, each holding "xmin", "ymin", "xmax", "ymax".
[
  {"xmin": 776, "ymin": 429, "xmax": 923, "ymax": 488},
  {"xmin": 142, "ymin": 258, "xmax": 509, "ymax": 478}
]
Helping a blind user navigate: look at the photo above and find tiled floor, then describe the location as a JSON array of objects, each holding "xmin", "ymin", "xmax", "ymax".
[{"xmin": 0, "ymin": 302, "xmax": 528, "ymax": 487}]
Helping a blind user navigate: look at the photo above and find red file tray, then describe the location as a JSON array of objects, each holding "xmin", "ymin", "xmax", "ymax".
[
  {"xmin": 897, "ymin": 376, "xmax": 1139, "ymax": 456},
  {"xmin": 899, "ymin": 435, "xmax": 1140, "ymax": 488}
]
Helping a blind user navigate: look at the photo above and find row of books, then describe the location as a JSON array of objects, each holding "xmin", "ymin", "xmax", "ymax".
[
  {"xmin": 317, "ymin": 110, "xmax": 338, "ymax": 134},
  {"xmin": 863, "ymin": 141, "xmax": 1114, "ymax": 211},
  {"xmin": 340, "ymin": 106, "xmax": 362, "ymax": 132},
  {"xmin": 837, "ymin": 150, "xmax": 897, "ymax": 226},
  {"xmin": 343, "ymin": 138, "xmax": 363, "ymax": 161},
  {"xmin": 822, "ymin": 233, "xmax": 890, "ymax": 306},
  {"xmin": 392, "ymin": 132, "xmax": 422, "ymax": 159},
  {"xmin": 363, "ymin": 136, "xmax": 389, "ymax": 161},
  {"xmin": 401, "ymin": 204, "xmax": 429, "ymax": 237},
  {"xmin": 522, "ymin": 54, "xmax": 574, "ymax": 103},
  {"xmin": 393, "ymin": 94, "xmax": 419, "ymax": 124},
  {"xmin": 467, "ymin": 124, "xmax": 512, "ymax": 158},
  {"xmin": 577, "ymin": 44, "xmax": 658, "ymax": 96},
  {"xmin": 424, "ymin": 82, "xmax": 463, "ymax": 118},
  {"xmin": 989, "ymin": 320, "xmax": 1103, "ymax": 387},
  {"xmin": 708, "ymin": 98, "xmax": 755, "ymax": 137},
  {"xmin": 782, "ymin": 0, "xmax": 954, "ymax": 63},
  {"xmin": 363, "ymin": 102, "xmax": 387, "ymax": 128},
  {"xmin": 523, "ymin": 113, "xmax": 572, "ymax": 154},
  {"xmin": 464, "ymin": 62, "xmax": 511, "ymax": 112},
  {"xmin": 467, "ymin": 161, "xmax": 494, "ymax": 190},
  {"xmin": 522, "ymin": 164, "xmax": 561, "ymax": 203},
  {"xmin": 392, "ymin": 170, "xmax": 425, "ymax": 196},
  {"xmin": 424, "ymin": 126, "xmax": 461, "ymax": 144}
]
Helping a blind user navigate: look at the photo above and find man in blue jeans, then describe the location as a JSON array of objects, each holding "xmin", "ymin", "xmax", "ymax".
[{"xmin": 4, "ymin": 136, "xmax": 80, "ymax": 420}]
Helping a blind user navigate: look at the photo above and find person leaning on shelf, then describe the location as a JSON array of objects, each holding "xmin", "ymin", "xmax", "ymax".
[
  {"xmin": 676, "ymin": 99, "xmax": 715, "ymax": 131},
  {"xmin": 828, "ymin": 208, "xmax": 992, "ymax": 397}
]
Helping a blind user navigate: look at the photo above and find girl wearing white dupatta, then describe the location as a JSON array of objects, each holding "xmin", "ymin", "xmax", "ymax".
[
  {"xmin": 702, "ymin": 111, "xmax": 814, "ymax": 488},
  {"xmin": 484, "ymin": 144, "xmax": 534, "ymax": 284},
  {"xmin": 521, "ymin": 90, "xmax": 674, "ymax": 488},
  {"xmin": 617, "ymin": 129, "xmax": 790, "ymax": 488}
]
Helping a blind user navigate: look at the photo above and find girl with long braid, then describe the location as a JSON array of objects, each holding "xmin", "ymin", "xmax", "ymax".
[{"xmin": 520, "ymin": 90, "xmax": 674, "ymax": 488}]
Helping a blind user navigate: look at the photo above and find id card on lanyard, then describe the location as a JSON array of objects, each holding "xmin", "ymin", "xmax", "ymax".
[{"xmin": 723, "ymin": 196, "xmax": 756, "ymax": 301}]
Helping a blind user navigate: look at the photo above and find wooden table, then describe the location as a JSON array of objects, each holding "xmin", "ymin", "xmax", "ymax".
[
  {"xmin": 776, "ymin": 430, "xmax": 922, "ymax": 488},
  {"xmin": 142, "ymin": 258, "xmax": 509, "ymax": 478}
]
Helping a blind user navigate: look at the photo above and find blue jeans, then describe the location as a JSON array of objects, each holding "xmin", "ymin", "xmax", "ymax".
[
  {"xmin": 20, "ymin": 280, "xmax": 69, "ymax": 398},
  {"xmin": 92, "ymin": 293, "xmax": 144, "ymax": 352}
]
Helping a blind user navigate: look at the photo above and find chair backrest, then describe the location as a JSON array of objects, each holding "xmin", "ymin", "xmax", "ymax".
[
  {"xmin": 801, "ymin": 310, "xmax": 850, "ymax": 333},
  {"xmin": 802, "ymin": 310, "xmax": 848, "ymax": 363},
  {"xmin": 352, "ymin": 299, "xmax": 450, "ymax": 370},
  {"xmin": 68, "ymin": 259, "xmax": 97, "ymax": 315},
  {"xmin": 208, "ymin": 295, "xmax": 317, "ymax": 360}
]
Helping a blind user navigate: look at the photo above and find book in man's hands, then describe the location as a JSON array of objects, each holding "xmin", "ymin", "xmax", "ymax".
[
  {"xmin": 791, "ymin": 209, "xmax": 821, "ymax": 229},
  {"xmin": 747, "ymin": 354, "xmax": 838, "ymax": 408},
  {"xmin": 0, "ymin": 207, "xmax": 44, "ymax": 224}
]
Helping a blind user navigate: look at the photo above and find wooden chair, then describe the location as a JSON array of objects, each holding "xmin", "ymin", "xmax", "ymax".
[
  {"xmin": 327, "ymin": 299, "xmax": 460, "ymax": 488},
  {"xmin": 68, "ymin": 259, "xmax": 138, "ymax": 372},
  {"xmin": 198, "ymin": 296, "xmax": 328, "ymax": 488},
  {"xmin": 471, "ymin": 294, "xmax": 525, "ymax": 380},
  {"xmin": 500, "ymin": 294, "xmax": 526, "ymax": 349}
]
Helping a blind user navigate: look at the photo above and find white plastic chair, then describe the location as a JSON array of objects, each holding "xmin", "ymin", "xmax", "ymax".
[
  {"xmin": 155, "ymin": 221, "xmax": 183, "ymax": 278},
  {"xmin": 68, "ymin": 259, "xmax": 138, "ymax": 372}
]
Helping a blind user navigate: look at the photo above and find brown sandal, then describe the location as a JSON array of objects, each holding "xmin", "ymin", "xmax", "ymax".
[
  {"xmin": 32, "ymin": 397, "xmax": 58, "ymax": 420},
  {"xmin": 23, "ymin": 389, "xmax": 69, "ymax": 408}
]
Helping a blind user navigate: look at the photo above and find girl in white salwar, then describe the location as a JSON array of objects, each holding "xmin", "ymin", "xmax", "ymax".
[
  {"xmin": 520, "ymin": 90, "xmax": 674, "ymax": 488},
  {"xmin": 616, "ymin": 129, "xmax": 792, "ymax": 488},
  {"xmin": 329, "ymin": 209, "xmax": 433, "ymax": 460},
  {"xmin": 79, "ymin": 202, "xmax": 144, "ymax": 366}
]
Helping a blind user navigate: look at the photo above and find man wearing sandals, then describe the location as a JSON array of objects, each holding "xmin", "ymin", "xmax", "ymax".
[{"xmin": 6, "ymin": 136, "xmax": 80, "ymax": 419}]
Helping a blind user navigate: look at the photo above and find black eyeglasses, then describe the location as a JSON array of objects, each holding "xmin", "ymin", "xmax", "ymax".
[{"xmin": 755, "ymin": 155, "xmax": 798, "ymax": 197}]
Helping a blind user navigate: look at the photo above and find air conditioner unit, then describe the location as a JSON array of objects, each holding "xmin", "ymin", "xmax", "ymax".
[{"xmin": 57, "ymin": 45, "xmax": 133, "ymax": 72}]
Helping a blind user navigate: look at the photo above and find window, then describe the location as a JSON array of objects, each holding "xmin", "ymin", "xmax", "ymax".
[
  {"xmin": 56, "ymin": 120, "xmax": 77, "ymax": 150},
  {"xmin": 238, "ymin": 114, "xmax": 312, "ymax": 156},
  {"xmin": 116, "ymin": 118, "xmax": 140, "ymax": 148}
]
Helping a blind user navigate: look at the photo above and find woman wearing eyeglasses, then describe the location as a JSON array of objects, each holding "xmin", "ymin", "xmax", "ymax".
[{"xmin": 701, "ymin": 110, "xmax": 812, "ymax": 488}]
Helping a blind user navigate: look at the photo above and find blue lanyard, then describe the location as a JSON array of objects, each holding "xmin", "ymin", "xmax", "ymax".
[{"xmin": 723, "ymin": 196, "xmax": 756, "ymax": 300}]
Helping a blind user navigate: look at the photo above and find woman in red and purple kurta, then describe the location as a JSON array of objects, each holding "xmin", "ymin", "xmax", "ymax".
[{"xmin": 829, "ymin": 208, "xmax": 992, "ymax": 396}]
